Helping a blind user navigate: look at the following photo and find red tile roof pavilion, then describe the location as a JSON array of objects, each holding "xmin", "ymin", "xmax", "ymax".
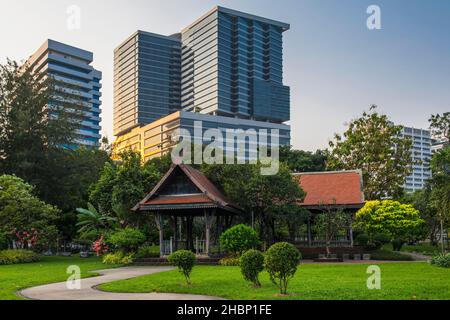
[{"xmin": 294, "ymin": 170, "xmax": 365, "ymax": 210}]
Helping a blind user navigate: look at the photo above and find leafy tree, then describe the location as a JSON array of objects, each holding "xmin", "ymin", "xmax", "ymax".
[
  {"xmin": 429, "ymin": 146, "xmax": 450, "ymax": 252},
  {"xmin": 168, "ymin": 250, "xmax": 196, "ymax": 285},
  {"xmin": 429, "ymin": 112, "xmax": 450, "ymax": 142},
  {"xmin": 355, "ymin": 200, "xmax": 424, "ymax": 242},
  {"xmin": 313, "ymin": 204, "xmax": 349, "ymax": 257},
  {"xmin": 327, "ymin": 105, "xmax": 413, "ymax": 200},
  {"xmin": 0, "ymin": 60, "xmax": 80, "ymax": 198},
  {"xmin": 202, "ymin": 162, "xmax": 305, "ymax": 244},
  {"xmin": 76, "ymin": 203, "xmax": 117, "ymax": 240},
  {"xmin": 280, "ymin": 146, "xmax": 327, "ymax": 172},
  {"xmin": 0, "ymin": 175, "xmax": 59, "ymax": 248},
  {"xmin": 240, "ymin": 249, "xmax": 264, "ymax": 287},
  {"xmin": 264, "ymin": 242, "xmax": 301, "ymax": 295},
  {"xmin": 89, "ymin": 150, "xmax": 163, "ymax": 225}
]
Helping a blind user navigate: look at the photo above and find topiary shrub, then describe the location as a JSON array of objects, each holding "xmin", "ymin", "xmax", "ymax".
[
  {"xmin": 218, "ymin": 257, "xmax": 240, "ymax": 266},
  {"xmin": 355, "ymin": 233, "xmax": 369, "ymax": 247},
  {"xmin": 108, "ymin": 227, "xmax": 146, "ymax": 253},
  {"xmin": 0, "ymin": 249, "xmax": 40, "ymax": 265},
  {"xmin": 102, "ymin": 251, "xmax": 134, "ymax": 265},
  {"xmin": 373, "ymin": 233, "xmax": 390, "ymax": 249},
  {"xmin": 264, "ymin": 242, "xmax": 301, "ymax": 295},
  {"xmin": 430, "ymin": 253, "xmax": 450, "ymax": 268},
  {"xmin": 168, "ymin": 250, "xmax": 196, "ymax": 284},
  {"xmin": 240, "ymin": 249, "xmax": 264, "ymax": 287},
  {"xmin": 220, "ymin": 224, "xmax": 260, "ymax": 256},
  {"xmin": 392, "ymin": 238, "xmax": 404, "ymax": 251}
]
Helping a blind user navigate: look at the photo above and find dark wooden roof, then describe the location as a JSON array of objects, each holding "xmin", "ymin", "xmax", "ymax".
[{"xmin": 133, "ymin": 164, "xmax": 243, "ymax": 214}]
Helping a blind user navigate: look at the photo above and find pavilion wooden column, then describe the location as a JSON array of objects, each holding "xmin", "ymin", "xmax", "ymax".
[
  {"xmin": 155, "ymin": 213, "xmax": 163, "ymax": 257},
  {"xmin": 307, "ymin": 217, "xmax": 312, "ymax": 246},
  {"xmin": 172, "ymin": 215, "xmax": 178, "ymax": 251},
  {"xmin": 349, "ymin": 213, "xmax": 354, "ymax": 247},
  {"xmin": 204, "ymin": 209, "xmax": 214, "ymax": 256}
]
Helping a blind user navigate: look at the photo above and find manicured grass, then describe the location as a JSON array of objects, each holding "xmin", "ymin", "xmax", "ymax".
[
  {"xmin": 99, "ymin": 262, "xmax": 450, "ymax": 300},
  {"xmin": 0, "ymin": 256, "xmax": 112, "ymax": 300}
]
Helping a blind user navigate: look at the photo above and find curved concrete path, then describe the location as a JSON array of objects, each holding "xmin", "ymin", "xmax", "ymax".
[{"xmin": 19, "ymin": 266, "xmax": 225, "ymax": 300}]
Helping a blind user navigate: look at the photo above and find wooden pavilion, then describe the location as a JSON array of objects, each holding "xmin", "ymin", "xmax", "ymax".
[
  {"xmin": 133, "ymin": 164, "xmax": 244, "ymax": 257},
  {"xmin": 293, "ymin": 170, "xmax": 365, "ymax": 247}
]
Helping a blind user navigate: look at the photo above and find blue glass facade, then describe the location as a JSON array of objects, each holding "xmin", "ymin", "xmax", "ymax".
[
  {"xmin": 181, "ymin": 6, "xmax": 290, "ymax": 123},
  {"xmin": 28, "ymin": 39, "xmax": 102, "ymax": 148},
  {"xmin": 114, "ymin": 31, "xmax": 181, "ymax": 135}
]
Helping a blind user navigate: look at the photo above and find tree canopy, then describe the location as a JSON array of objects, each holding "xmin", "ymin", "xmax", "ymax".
[{"xmin": 327, "ymin": 105, "xmax": 413, "ymax": 200}]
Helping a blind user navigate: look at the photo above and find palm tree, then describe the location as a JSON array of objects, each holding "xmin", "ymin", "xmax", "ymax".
[{"xmin": 76, "ymin": 203, "xmax": 117, "ymax": 239}]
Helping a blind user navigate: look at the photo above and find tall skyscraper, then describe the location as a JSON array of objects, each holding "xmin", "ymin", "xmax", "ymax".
[
  {"xmin": 114, "ymin": 31, "xmax": 181, "ymax": 136},
  {"xmin": 112, "ymin": 7, "xmax": 292, "ymax": 159},
  {"xmin": 181, "ymin": 6, "xmax": 290, "ymax": 122},
  {"xmin": 28, "ymin": 39, "xmax": 102, "ymax": 147},
  {"xmin": 401, "ymin": 126, "xmax": 433, "ymax": 192}
]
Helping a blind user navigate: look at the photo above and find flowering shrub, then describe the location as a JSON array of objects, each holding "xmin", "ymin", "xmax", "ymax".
[
  {"xmin": 92, "ymin": 235, "xmax": 109, "ymax": 256},
  {"xmin": 12, "ymin": 228, "xmax": 39, "ymax": 249}
]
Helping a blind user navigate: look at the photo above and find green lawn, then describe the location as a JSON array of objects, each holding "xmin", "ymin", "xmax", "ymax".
[
  {"xmin": 99, "ymin": 262, "xmax": 450, "ymax": 300},
  {"xmin": 0, "ymin": 256, "xmax": 111, "ymax": 300}
]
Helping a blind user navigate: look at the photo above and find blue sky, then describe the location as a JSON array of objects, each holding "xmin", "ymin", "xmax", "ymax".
[{"xmin": 1, "ymin": 0, "xmax": 449, "ymax": 150}]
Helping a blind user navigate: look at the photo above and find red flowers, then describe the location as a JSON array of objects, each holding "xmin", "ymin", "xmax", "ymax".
[
  {"xmin": 92, "ymin": 235, "xmax": 109, "ymax": 256},
  {"xmin": 12, "ymin": 228, "xmax": 39, "ymax": 249}
]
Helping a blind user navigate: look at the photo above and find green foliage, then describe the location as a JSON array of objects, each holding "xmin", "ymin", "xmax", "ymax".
[
  {"xmin": 240, "ymin": 249, "xmax": 265, "ymax": 287},
  {"xmin": 313, "ymin": 207, "xmax": 348, "ymax": 255},
  {"xmin": 108, "ymin": 227, "xmax": 146, "ymax": 253},
  {"xmin": 102, "ymin": 251, "xmax": 134, "ymax": 265},
  {"xmin": 76, "ymin": 203, "xmax": 117, "ymax": 240},
  {"xmin": 202, "ymin": 162, "xmax": 305, "ymax": 244},
  {"xmin": 279, "ymin": 146, "xmax": 327, "ymax": 172},
  {"xmin": 430, "ymin": 253, "xmax": 450, "ymax": 268},
  {"xmin": 89, "ymin": 151, "xmax": 162, "ymax": 225},
  {"xmin": 0, "ymin": 175, "xmax": 59, "ymax": 247},
  {"xmin": 429, "ymin": 112, "xmax": 450, "ymax": 142},
  {"xmin": 355, "ymin": 233, "xmax": 369, "ymax": 246},
  {"xmin": 392, "ymin": 238, "xmax": 405, "ymax": 251},
  {"xmin": 167, "ymin": 250, "xmax": 196, "ymax": 284},
  {"xmin": 373, "ymin": 233, "xmax": 391, "ymax": 249},
  {"xmin": 264, "ymin": 242, "xmax": 301, "ymax": 294},
  {"xmin": 220, "ymin": 224, "xmax": 260, "ymax": 256},
  {"xmin": 0, "ymin": 249, "xmax": 40, "ymax": 265},
  {"xmin": 218, "ymin": 257, "xmax": 241, "ymax": 266},
  {"xmin": 136, "ymin": 245, "xmax": 160, "ymax": 258},
  {"xmin": 327, "ymin": 106, "xmax": 413, "ymax": 200},
  {"xmin": 355, "ymin": 200, "xmax": 424, "ymax": 241}
]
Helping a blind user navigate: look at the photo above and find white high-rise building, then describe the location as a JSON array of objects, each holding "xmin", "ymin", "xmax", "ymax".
[{"xmin": 401, "ymin": 126, "xmax": 433, "ymax": 193}]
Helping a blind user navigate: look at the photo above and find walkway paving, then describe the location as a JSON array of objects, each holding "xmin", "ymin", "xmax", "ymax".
[{"xmin": 19, "ymin": 266, "xmax": 225, "ymax": 300}]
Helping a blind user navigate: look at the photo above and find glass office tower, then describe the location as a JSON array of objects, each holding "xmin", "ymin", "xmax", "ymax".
[
  {"xmin": 28, "ymin": 39, "xmax": 102, "ymax": 147},
  {"xmin": 181, "ymin": 6, "xmax": 290, "ymax": 123},
  {"xmin": 114, "ymin": 31, "xmax": 181, "ymax": 136}
]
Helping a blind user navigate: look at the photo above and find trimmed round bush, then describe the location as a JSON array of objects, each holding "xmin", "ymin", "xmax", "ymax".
[
  {"xmin": 108, "ymin": 227, "xmax": 146, "ymax": 253},
  {"xmin": 355, "ymin": 233, "xmax": 369, "ymax": 247},
  {"xmin": 168, "ymin": 250, "xmax": 196, "ymax": 284},
  {"xmin": 220, "ymin": 224, "xmax": 260, "ymax": 256},
  {"xmin": 430, "ymin": 253, "xmax": 450, "ymax": 268},
  {"xmin": 264, "ymin": 242, "xmax": 301, "ymax": 295},
  {"xmin": 240, "ymin": 249, "xmax": 264, "ymax": 287},
  {"xmin": 0, "ymin": 249, "xmax": 40, "ymax": 265},
  {"xmin": 373, "ymin": 233, "xmax": 390, "ymax": 249},
  {"xmin": 392, "ymin": 238, "xmax": 404, "ymax": 251}
]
